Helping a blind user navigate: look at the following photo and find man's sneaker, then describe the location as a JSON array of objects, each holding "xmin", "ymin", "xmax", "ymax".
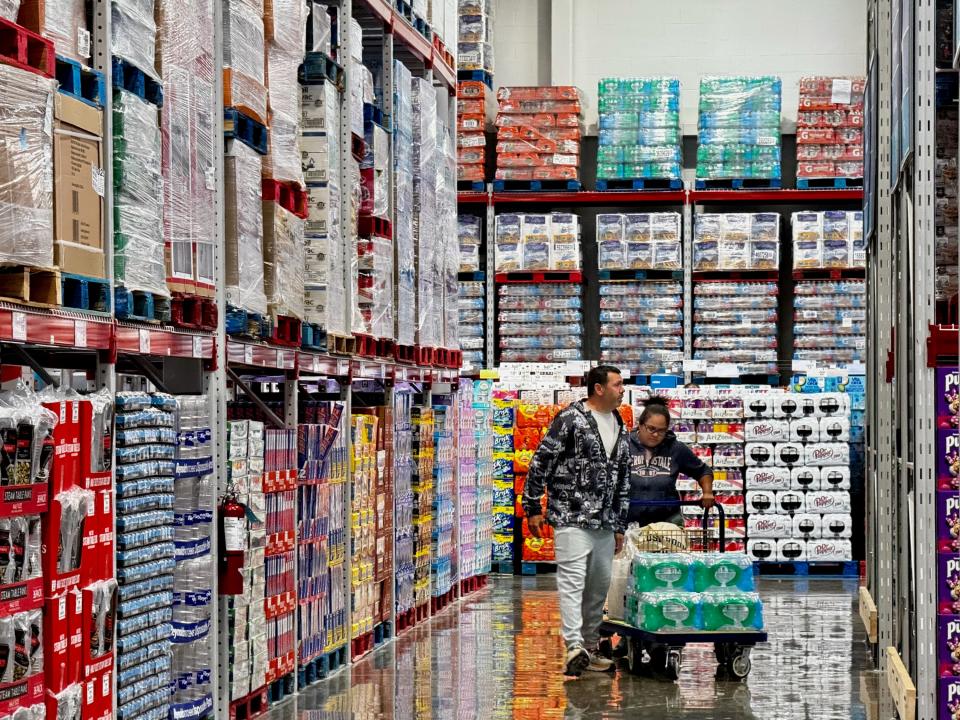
[
  {"xmin": 564, "ymin": 643, "xmax": 590, "ymax": 676},
  {"xmin": 585, "ymin": 653, "xmax": 615, "ymax": 673}
]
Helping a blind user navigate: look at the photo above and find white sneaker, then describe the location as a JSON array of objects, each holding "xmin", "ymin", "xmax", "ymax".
[
  {"xmin": 564, "ymin": 643, "xmax": 590, "ymax": 676},
  {"xmin": 585, "ymin": 651, "xmax": 615, "ymax": 673}
]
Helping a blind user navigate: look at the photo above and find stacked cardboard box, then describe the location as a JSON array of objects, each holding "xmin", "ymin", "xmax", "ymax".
[
  {"xmin": 457, "ymin": 80, "xmax": 494, "ymax": 183},
  {"xmin": 796, "ymin": 76, "xmax": 865, "ymax": 181},
  {"xmin": 458, "ymin": 0, "xmax": 494, "ymax": 76},
  {"xmin": 225, "ymin": 141, "xmax": 268, "ymax": 314}
]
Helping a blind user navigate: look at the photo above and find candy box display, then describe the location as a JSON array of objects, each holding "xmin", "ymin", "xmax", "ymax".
[
  {"xmin": 940, "ymin": 491, "xmax": 960, "ymax": 553},
  {"xmin": 938, "ymin": 366, "xmax": 960, "ymax": 427},
  {"xmin": 940, "ymin": 554, "xmax": 960, "ymax": 615},
  {"xmin": 940, "ymin": 427, "xmax": 960, "ymax": 490},
  {"xmin": 941, "ymin": 678, "xmax": 960, "ymax": 719},
  {"xmin": 940, "ymin": 615, "xmax": 960, "ymax": 677}
]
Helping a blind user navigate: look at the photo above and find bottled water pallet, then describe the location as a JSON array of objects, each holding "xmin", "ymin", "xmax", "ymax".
[
  {"xmin": 457, "ymin": 69, "xmax": 493, "ymax": 89},
  {"xmin": 297, "ymin": 645, "xmax": 347, "ymax": 688},
  {"xmin": 224, "ymin": 107, "xmax": 269, "ymax": 155},
  {"xmin": 596, "ymin": 177, "xmax": 682, "ymax": 191},
  {"xmin": 56, "ymin": 55, "xmax": 106, "ymax": 107},
  {"xmin": 112, "ymin": 57, "xmax": 163, "ymax": 106},
  {"xmin": 694, "ymin": 178, "xmax": 782, "ymax": 190},
  {"xmin": 796, "ymin": 177, "xmax": 864, "ymax": 190},
  {"xmin": 267, "ymin": 673, "xmax": 295, "ymax": 704},
  {"xmin": 493, "ymin": 179, "xmax": 582, "ymax": 192},
  {"xmin": 521, "ymin": 562, "xmax": 557, "ymax": 576},
  {"xmin": 753, "ymin": 560, "xmax": 860, "ymax": 578},
  {"xmin": 114, "ymin": 287, "xmax": 172, "ymax": 323}
]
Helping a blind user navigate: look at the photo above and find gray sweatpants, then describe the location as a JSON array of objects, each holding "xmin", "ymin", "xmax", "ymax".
[{"xmin": 554, "ymin": 527, "xmax": 615, "ymax": 650}]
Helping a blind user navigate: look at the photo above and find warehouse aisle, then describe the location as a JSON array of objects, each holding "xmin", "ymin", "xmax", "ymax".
[{"xmin": 270, "ymin": 575, "xmax": 878, "ymax": 719}]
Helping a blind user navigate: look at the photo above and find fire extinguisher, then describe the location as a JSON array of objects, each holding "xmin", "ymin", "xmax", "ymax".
[{"xmin": 218, "ymin": 494, "xmax": 246, "ymax": 595}]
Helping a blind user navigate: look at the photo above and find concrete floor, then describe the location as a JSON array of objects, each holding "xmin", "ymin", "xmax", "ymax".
[{"xmin": 269, "ymin": 574, "xmax": 882, "ymax": 719}]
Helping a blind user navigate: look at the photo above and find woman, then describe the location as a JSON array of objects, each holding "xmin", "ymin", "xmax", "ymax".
[{"xmin": 628, "ymin": 395, "xmax": 714, "ymax": 526}]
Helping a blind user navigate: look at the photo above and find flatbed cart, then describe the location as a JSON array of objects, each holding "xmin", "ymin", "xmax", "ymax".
[{"xmin": 598, "ymin": 500, "xmax": 768, "ymax": 681}]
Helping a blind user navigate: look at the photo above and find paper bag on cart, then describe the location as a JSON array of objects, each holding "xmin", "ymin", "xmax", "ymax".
[{"xmin": 606, "ymin": 523, "xmax": 689, "ymax": 620}]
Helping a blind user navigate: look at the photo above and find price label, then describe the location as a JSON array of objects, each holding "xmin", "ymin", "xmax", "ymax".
[
  {"xmin": 277, "ymin": 350, "xmax": 286, "ymax": 368},
  {"xmin": 244, "ymin": 345, "xmax": 254, "ymax": 365},
  {"xmin": 684, "ymin": 359, "xmax": 708, "ymax": 372},
  {"xmin": 707, "ymin": 363, "xmax": 740, "ymax": 378},
  {"xmin": 803, "ymin": 310, "xmax": 818, "ymax": 320},
  {"xmin": 11, "ymin": 312, "xmax": 26, "ymax": 341},
  {"xmin": 792, "ymin": 360, "xmax": 815, "ymax": 373},
  {"xmin": 192, "ymin": 336, "xmax": 203, "ymax": 358},
  {"xmin": 139, "ymin": 329, "xmax": 151, "ymax": 354},
  {"xmin": 74, "ymin": 320, "xmax": 86, "ymax": 348},
  {"xmin": 841, "ymin": 317, "xmax": 854, "ymax": 328},
  {"xmin": 831, "ymin": 78, "xmax": 853, "ymax": 105}
]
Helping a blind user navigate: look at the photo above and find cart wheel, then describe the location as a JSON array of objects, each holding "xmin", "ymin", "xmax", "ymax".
[
  {"xmin": 598, "ymin": 638, "xmax": 613, "ymax": 660},
  {"xmin": 727, "ymin": 648, "xmax": 752, "ymax": 679},
  {"xmin": 663, "ymin": 648, "xmax": 682, "ymax": 681},
  {"xmin": 626, "ymin": 638, "xmax": 642, "ymax": 675}
]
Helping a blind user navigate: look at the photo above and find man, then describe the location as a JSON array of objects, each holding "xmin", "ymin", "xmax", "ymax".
[{"xmin": 523, "ymin": 365, "xmax": 631, "ymax": 677}]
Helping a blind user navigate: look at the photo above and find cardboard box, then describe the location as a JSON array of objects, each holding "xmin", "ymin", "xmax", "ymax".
[
  {"xmin": 301, "ymin": 134, "xmax": 332, "ymax": 184},
  {"xmin": 53, "ymin": 94, "xmax": 105, "ymax": 279}
]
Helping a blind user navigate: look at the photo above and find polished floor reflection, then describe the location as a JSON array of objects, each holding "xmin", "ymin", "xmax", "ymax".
[{"xmin": 270, "ymin": 575, "xmax": 881, "ymax": 719}]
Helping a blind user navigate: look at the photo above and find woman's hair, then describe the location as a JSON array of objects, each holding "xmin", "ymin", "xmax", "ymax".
[{"xmin": 639, "ymin": 395, "xmax": 671, "ymax": 425}]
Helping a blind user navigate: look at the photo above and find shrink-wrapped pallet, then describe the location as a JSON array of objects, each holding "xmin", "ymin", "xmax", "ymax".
[{"xmin": 225, "ymin": 140, "xmax": 268, "ymax": 314}]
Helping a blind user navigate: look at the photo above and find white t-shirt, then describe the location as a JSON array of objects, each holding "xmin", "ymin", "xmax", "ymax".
[{"xmin": 590, "ymin": 409, "xmax": 619, "ymax": 458}]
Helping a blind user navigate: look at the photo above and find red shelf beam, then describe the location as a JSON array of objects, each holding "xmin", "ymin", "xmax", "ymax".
[
  {"xmin": 492, "ymin": 190, "xmax": 687, "ymax": 206},
  {"xmin": 461, "ymin": 188, "xmax": 865, "ymax": 207},
  {"xmin": 0, "ymin": 308, "xmax": 113, "ymax": 349},
  {"xmin": 690, "ymin": 188, "xmax": 864, "ymax": 203},
  {"xmin": 115, "ymin": 324, "xmax": 215, "ymax": 359}
]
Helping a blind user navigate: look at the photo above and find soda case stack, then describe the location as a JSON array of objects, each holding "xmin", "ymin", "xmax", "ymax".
[
  {"xmin": 793, "ymin": 280, "xmax": 867, "ymax": 368},
  {"xmin": 296, "ymin": 401, "xmax": 347, "ymax": 674},
  {"xmin": 624, "ymin": 553, "xmax": 762, "ymax": 633},
  {"xmin": 457, "ymin": 0, "xmax": 495, "ymax": 78},
  {"xmin": 596, "ymin": 78, "xmax": 682, "ymax": 182},
  {"xmin": 494, "ymin": 213, "xmax": 581, "ymax": 273},
  {"xmin": 393, "ymin": 391, "xmax": 415, "ymax": 618},
  {"xmin": 413, "ymin": 78, "xmax": 443, "ymax": 352},
  {"xmin": 410, "ymin": 407, "xmax": 435, "ymax": 611},
  {"xmin": 393, "ymin": 61, "xmax": 417, "ymax": 350},
  {"xmin": 349, "ymin": 415, "xmax": 378, "ymax": 643},
  {"xmin": 223, "ymin": 420, "xmax": 268, "ymax": 702},
  {"xmin": 222, "ymin": 0, "xmax": 267, "ymax": 126},
  {"xmin": 263, "ymin": 0, "xmax": 306, "ymax": 184},
  {"xmin": 457, "ymin": 380, "xmax": 494, "ymax": 581},
  {"xmin": 301, "ymin": 78, "xmax": 346, "ymax": 336},
  {"xmin": 113, "ymin": 392, "xmax": 179, "ymax": 720},
  {"xmin": 694, "ymin": 282, "xmax": 779, "ymax": 376},
  {"xmin": 262, "ymin": 429, "xmax": 296, "ymax": 688},
  {"xmin": 936, "ymin": 107, "xmax": 959, "ymax": 303},
  {"xmin": 494, "ymin": 87, "xmax": 583, "ymax": 184},
  {"xmin": 741, "ymin": 391, "xmax": 857, "ymax": 563},
  {"xmin": 795, "ymin": 76, "xmax": 865, "ymax": 182},
  {"xmin": 599, "ymin": 281, "xmax": 683, "ymax": 376},
  {"xmin": 458, "ymin": 81, "xmax": 494, "ymax": 183},
  {"xmin": 225, "ymin": 141, "xmax": 269, "ymax": 316},
  {"xmin": 696, "ymin": 76, "xmax": 782, "ymax": 183},
  {"xmin": 514, "ymin": 403, "xmax": 559, "ymax": 563},
  {"xmin": 936, "ymin": 366, "xmax": 960, "ymax": 716},
  {"xmin": 170, "ymin": 395, "xmax": 215, "ymax": 720},
  {"xmin": 431, "ymin": 407, "xmax": 456, "ymax": 598},
  {"xmin": 156, "ymin": 0, "xmax": 217, "ymax": 298},
  {"xmin": 491, "ymin": 390, "xmax": 517, "ymax": 564},
  {"xmin": 113, "ymin": 88, "xmax": 168, "ymax": 300}
]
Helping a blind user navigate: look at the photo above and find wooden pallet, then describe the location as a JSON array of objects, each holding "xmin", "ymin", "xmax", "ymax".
[
  {"xmin": 858, "ymin": 586, "xmax": 878, "ymax": 644},
  {"xmin": 0, "ymin": 266, "xmax": 61, "ymax": 307},
  {"xmin": 327, "ymin": 333, "xmax": 356, "ymax": 356}
]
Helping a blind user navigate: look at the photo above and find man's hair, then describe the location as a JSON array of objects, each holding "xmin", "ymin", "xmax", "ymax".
[{"xmin": 586, "ymin": 365, "xmax": 621, "ymax": 397}]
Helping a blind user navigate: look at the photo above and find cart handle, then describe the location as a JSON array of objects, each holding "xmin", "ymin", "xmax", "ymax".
[{"xmin": 627, "ymin": 499, "xmax": 726, "ymax": 551}]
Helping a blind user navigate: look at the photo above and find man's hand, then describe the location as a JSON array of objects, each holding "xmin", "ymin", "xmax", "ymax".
[
  {"xmin": 528, "ymin": 515, "xmax": 545, "ymax": 538},
  {"xmin": 615, "ymin": 533, "xmax": 624, "ymax": 555},
  {"xmin": 701, "ymin": 492, "xmax": 715, "ymax": 509}
]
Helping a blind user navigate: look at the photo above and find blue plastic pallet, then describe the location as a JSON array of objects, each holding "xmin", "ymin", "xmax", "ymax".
[
  {"xmin": 796, "ymin": 177, "xmax": 864, "ymax": 190},
  {"xmin": 457, "ymin": 69, "xmax": 493, "ymax": 89},
  {"xmin": 596, "ymin": 177, "xmax": 682, "ymax": 191},
  {"xmin": 492, "ymin": 562, "xmax": 514, "ymax": 575},
  {"xmin": 297, "ymin": 645, "xmax": 347, "ymax": 689},
  {"xmin": 62, "ymin": 273, "xmax": 111, "ymax": 313},
  {"xmin": 56, "ymin": 55, "xmax": 106, "ymax": 107},
  {"xmin": 299, "ymin": 51, "xmax": 345, "ymax": 87},
  {"xmin": 225, "ymin": 304, "xmax": 269, "ymax": 338},
  {"xmin": 112, "ymin": 57, "xmax": 163, "ymax": 107},
  {"xmin": 753, "ymin": 560, "xmax": 859, "ymax": 578},
  {"xmin": 301, "ymin": 322, "xmax": 325, "ymax": 351},
  {"xmin": 268, "ymin": 673, "xmax": 295, "ymax": 703},
  {"xmin": 520, "ymin": 562, "xmax": 556, "ymax": 576},
  {"xmin": 114, "ymin": 287, "xmax": 171, "ymax": 323},
  {"xmin": 224, "ymin": 107, "xmax": 269, "ymax": 155},
  {"xmin": 597, "ymin": 269, "xmax": 684, "ymax": 281},
  {"xmin": 694, "ymin": 177, "xmax": 782, "ymax": 190},
  {"xmin": 458, "ymin": 271, "xmax": 485, "ymax": 282},
  {"xmin": 457, "ymin": 181, "xmax": 486, "ymax": 192},
  {"xmin": 363, "ymin": 103, "xmax": 391, "ymax": 132},
  {"xmin": 394, "ymin": 0, "xmax": 412, "ymax": 21},
  {"xmin": 493, "ymin": 179, "xmax": 582, "ymax": 192}
]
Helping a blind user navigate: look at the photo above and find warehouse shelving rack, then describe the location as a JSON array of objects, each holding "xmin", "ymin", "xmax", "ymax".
[{"xmin": 862, "ymin": 0, "xmax": 960, "ymax": 718}]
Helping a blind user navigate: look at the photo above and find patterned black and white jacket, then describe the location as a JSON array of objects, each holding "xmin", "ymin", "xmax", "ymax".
[{"xmin": 521, "ymin": 400, "xmax": 631, "ymax": 533}]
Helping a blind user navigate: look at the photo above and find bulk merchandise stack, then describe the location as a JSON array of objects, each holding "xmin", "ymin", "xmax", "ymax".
[
  {"xmin": 223, "ymin": 420, "xmax": 269, "ymax": 708},
  {"xmin": 936, "ymin": 105, "xmax": 958, "ymax": 303},
  {"xmin": 693, "ymin": 213, "xmax": 781, "ymax": 378},
  {"xmin": 372, "ymin": 406, "xmax": 394, "ymax": 638},
  {"xmin": 170, "ymin": 395, "xmax": 215, "ymax": 720},
  {"xmin": 495, "ymin": 213, "xmax": 583, "ymax": 363},
  {"xmin": 494, "ymin": 87, "xmax": 583, "ymax": 188},
  {"xmin": 296, "ymin": 401, "xmax": 348, "ymax": 683},
  {"xmin": 393, "ymin": 390, "xmax": 416, "ymax": 628},
  {"xmin": 491, "ymin": 389, "xmax": 517, "ymax": 568},
  {"xmin": 457, "ymin": 0, "xmax": 495, "ymax": 84},
  {"xmin": 596, "ymin": 77, "xmax": 682, "ymax": 188},
  {"xmin": 439, "ymin": 110, "xmax": 461, "ymax": 364},
  {"xmin": 696, "ymin": 76, "xmax": 782, "ymax": 187},
  {"xmin": 157, "ymin": 0, "xmax": 218, "ymax": 305},
  {"xmin": 514, "ymin": 401, "xmax": 560, "ymax": 565},
  {"xmin": 795, "ymin": 76, "xmax": 865, "ymax": 186},
  {"xmin": 393, "ymin": 60, "xmax": 417, "ymax": 358},
  {"xmin": 792, "ymin": 211, "xmax": 867, "ymax": 370},
  {"xmin": 410, "ymin": 406, "xmax": 435, "ymax": 617},
  {"xmin": 456, "ymin": 379, "xmax": 494, "ymax": 588},
  {"xmin": 458, "ymin": 215, "xmax": 485, "ymax": 370},
  {"xmin": 349, "ymin": 414, "xmax": 378, "ymax": 659},
  {"xmin": 431, "ymin": 405, "xmax": 457, "ymax": 609},
  {"xmin": 937, "ymin": 366, "xmax": 960, "ymax": 708},
  {"xmin": 457, "ymin": 80, "xmax": 494, "ymax": 186},
  {"xmin": 113, "ymin": 391, "xmax": 179, "ymax": 720},
  {"xmin": 597, "ymin": 212, "xmax": 684, "ymax": 375}
]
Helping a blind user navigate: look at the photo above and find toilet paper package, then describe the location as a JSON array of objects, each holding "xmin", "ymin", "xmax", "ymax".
[
  {"xmin": 776, "ymin": 490, "xmax": 806, "ymax": 514},
  {"xmin": 806, "ymin": 491, "xmax": 852, "ymax": 515},
  {"xmin": 746, "ymin": 490, "xmax": 776, "ymax": 514},
  {"xmin": 821, "ymin": 513, "xmax": 853, "ymax": 539},
  {"xmin": 747, "ymin": 513, "xmax": 791, "ymax": 538},
  {"xmin": 745, "ymin": 419, "xmax": 789, "ymax": 442},
  {"xmin": 789, "ymin": 417, "xmax": 821, "ymax": 443},
  {"xmin": 792, "ymin": 513, "xmax": 823, "ymax": 539},
  {"xmin": 774, "ymin": 442, "xmax": 805, "ymax": 467},
  {"xmin": 805, "ymin": 539, "xmax": 852, "ymax": 561},
  {"xmin": 777, "ymin": 538, "xmax": 808, "ymax": 561},
  {"xmin": 819, "ymin": 417, "xmax": 851, "ymax": 442},
  {"xmin": 820, "ymin": 466, "xmax": 851, "ymax": 491},
  {"xmin": 746, "ymin": 466, "xmax": 791, "ymax": 491},
  {"xmin": 745, "ymin": 443, "xmax": 775, "ymax": 467},
  {"xmin": 805, "ymin": 442, "xmax": 851, "ymax": 466},
  {"xmin": 790, "ymin": 466, "xmax": 822, "ymax": 491}
]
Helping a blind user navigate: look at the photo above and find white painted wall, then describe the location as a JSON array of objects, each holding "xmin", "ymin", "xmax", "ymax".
[{"xmin": 493, "ymin": 0, "xmax": 867, "ymax": 134}]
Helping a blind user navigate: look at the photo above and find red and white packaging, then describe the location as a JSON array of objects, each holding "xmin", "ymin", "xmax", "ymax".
[
  {"xmin": 746, "ymin": 514, "xmax": 791, "ymax": 538},
  {"xmin": 793, "ymin": 513, "xmax": 823, "ymax": 539},
  {"xmin": 805, "ymin": 539, "xmax": 852, "ymax": 562},
  {"xmin": 746, "ymin": 467, "xmax": 791, "ymax": 491},
  {"xmin": 790, "ymin": 466, "xmax": 822, "ymax": 491}
]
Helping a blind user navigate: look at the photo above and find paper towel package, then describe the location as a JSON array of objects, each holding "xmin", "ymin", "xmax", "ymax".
[
  {"xmin": 746, "ymin": 467, "xmax": 791, "ymax": 491},
  {"xmin": 745, "ymin": 419, "xmax": 789, "ymax": 442},
  {"xmin": 792, "ymin": 513, "xmax": 823, "ymax": 539},
  {"xmin": 806, "ymin": 491, "xmax": 852, "ymax": 515},
  {"xmin": 790, "ymin": 466, "xmax": 822, "ymax": 491},
  {"xmin": 820, "ymin": 466, "xmax": 851, "ymax": 490},
  {"xmin": 821, "ymin": 513, "xmax": 853, "ymax": 539}
]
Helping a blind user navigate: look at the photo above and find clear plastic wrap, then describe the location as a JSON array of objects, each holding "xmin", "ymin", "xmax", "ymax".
[
  {"xmin": 0, "ymin": 66, "xmax": 54, "ymax": 268},
  {"xmin": 303, "ymin": 181, "xmax": 346, "ymax": 336},
  {"xmin": 223, "ymin": 0, "xmax": 267, "ymax": 123},
  {"xmin": 394, "ymin": 61, "xmax": 416, "ymax": 347},
  {"xmin": 264, "ymin": 0, "xmax": 305, "ymax": 183},
  {"xmin": 114, "ymin": 88, "xmax": 167, "ymax": 296},
  {"xmin": 263, "ymin": 201, "xmax": 305, "ymax": 319},
  {"xmin": 495, "ymin": 87, "xmax": 583, "ymax": 183},
  {"xmin": 496, "ymin": 282, "xmax": 581, "ymax": 363},
  {"xmin": 112, "ymin": 0, "xmax": 159, "ymax": 78},
  {"xmin": 224, "ymin": 141, "xmax": 268, "ymax": 314},
  {"xmin": 796, "ymin": 76, "xmax": 866, "ymax": 179},
  {"xmin": 791, "ymin": 210, "xmax": 865, "ymax": 269},
  {"xmin": 694, "ymin": 213, "xmax": 780, "ymax": 270},
  {"xmin": 353, "ymin": 234, "xmax": 393, "ymax": 339},
  {"xmin": 412, "ymin": 76, "xmax": 442, "ymax": 348}
]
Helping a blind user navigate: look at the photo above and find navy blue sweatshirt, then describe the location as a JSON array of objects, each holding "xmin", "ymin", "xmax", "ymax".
[{"xmin": 627, "ymin": 430, "xmax": 710, "ymax": 525}]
